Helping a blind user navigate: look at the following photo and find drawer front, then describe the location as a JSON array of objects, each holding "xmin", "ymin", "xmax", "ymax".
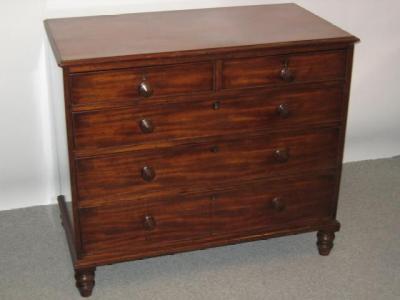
[
  {"xmin": 213, "ymin": 173, "xmax": 336, "ymax": 234},
  {"xmin": 76, "ymin": 129, "xmax": 339, "ymax": 206},
  {"xmin": 80, "ymin": 196, "xmax": 211, "ymax": 255},
  {"xmin": 79, "ymin": 173, "xmax": 335, "ymax": 255},
  {"xmin": 73, "ymin": 85, "xmax": 343, "ymax": 151},
  {"xmin": 222, "ymin": 50, "xmax": 346, "ymax": 89},
  {"xmin": 70, "ymin": 62, "xmax": 214, "ymax": 106}
]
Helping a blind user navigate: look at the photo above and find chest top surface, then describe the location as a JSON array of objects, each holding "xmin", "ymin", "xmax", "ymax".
[{"xmin": 44, "ymin": 4, "xmax": 358, "ymax": 66}]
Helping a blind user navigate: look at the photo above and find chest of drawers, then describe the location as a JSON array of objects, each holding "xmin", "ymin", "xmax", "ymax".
[{"xmin": 45, "ymin": 4, "xmax": 359, "ymax": 297}]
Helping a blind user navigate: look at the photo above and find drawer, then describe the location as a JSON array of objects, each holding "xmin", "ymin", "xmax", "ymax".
[
  {"xmin": 80, "ymin": 196, "xmax": 211, "ymax": 255},
  {"xmin": 213, "ymin": 173, "xmax": 336, "ymax": 234},
  {"xmin": 73, "ymin": 85, "xmax": 343, "ymax": 151},
  {"xmin": 75, "ymin": 128, "xmax": 339, "ymax": 206},
  {"xmin": 222, "ymin": 50, "xmax": 346, "ymax": 89},
  {"xmin": 79, "ymin": 173, "xmax": 335, "ymax": 255},
  {"xmin": 70, "ymin": 62, "xmax": 214, "ymax": 106}
]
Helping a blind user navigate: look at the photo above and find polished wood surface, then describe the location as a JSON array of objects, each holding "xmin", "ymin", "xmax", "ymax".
[
  {"xmin": 46, "ymin": 4, "xmax": 358, "ymax": 297},
  {"xmin": 222, "ymin": 50, "xmax": 346, "ymax": 89},
  {"xmin": 44, "ymin": 4, "xmax": 358, "ymax": 66},
  {"xmin": 79, "ymin": 173, "xmax": 335, "ymax": 255},
  {"xmin": 80, "ymin": 195, "xmax": 211, "ymax": 254},
  {"xmin": 70, "ymin": 62, "xmax": 213, "ymax": 105},
  {"xmin": 72, "ymin": 85, "xmax": 343, "ymax": 151},
  {"xmin": 75, "ymin": 129, "xmax": 339, "ymax": 206}
]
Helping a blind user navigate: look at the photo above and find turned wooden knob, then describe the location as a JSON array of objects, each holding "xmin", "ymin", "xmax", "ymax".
[
  {"xmin": 276, "ymin": 103, "xmax": 290, "ymax": 118},
  {"xmin": 143, "ymin": 215, "xmax": 156, "ymax": 230},
  {"xmin": 280, "ymin": 60, "xmax": 295, "ymax": 82},
  {"xmin": 271, "ymin": 197, "xmax": 286, "ymax": 212},
  {"xmin": 212, "ymin": 101, "xmax": 221, "ymax": 110},
  {"xmin": 139, "ymin": 119, "xmax": 154, "ymax": 133},
  {"xmin": 210, "ymin": 145, "xmax": 219, "ymax": 153},
  {"xmin": 141, "ymin": 165, "xmax": 156, "ymax": 182},
  {"xmin": 273, "ymin": 148, "xmax": 289, "ymax": 163},
  {"xmin": 138, "ymin": 81, "xmax": 153, "ymax": 97}
]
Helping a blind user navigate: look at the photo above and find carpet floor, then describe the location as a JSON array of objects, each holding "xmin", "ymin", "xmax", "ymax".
[{"xmin": 0, "ymin": 158, "xmax": 399, "ymax": 300}]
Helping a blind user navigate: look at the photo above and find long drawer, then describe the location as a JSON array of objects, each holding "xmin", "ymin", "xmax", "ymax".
[
  {"xmin": 72, "ymin": 85, "xmax": 343, "ymax": 151},
  {"xmin": 75, "ymin": 128, "xmax": 339, "ymax": 206},
  {"xmin": 79, "ymin": 173, "xmax": 336, "ymax": 255}
]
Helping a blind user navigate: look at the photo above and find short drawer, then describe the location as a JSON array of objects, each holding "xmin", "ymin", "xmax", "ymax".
[
  {"xmin": 80, "ymin": 196, "xmax": 211, "ymax": 255},
  {"xmin": 72, "ymin": 85, "xmax": 343, "ymax": 151},
  {"xmin": 70, "ymin": 62, "xmax": 214, "ymax": 106},
  {"xmin": 75, "ymin": 128, "xmax": 339, "ymax": 206},
  {"xmin": 222, "ymin": 50, "xmax": 346, "ymax": 89},
  {"xmin": 213, "ymin": 173, "xmax": 335, "ymax": 234}
]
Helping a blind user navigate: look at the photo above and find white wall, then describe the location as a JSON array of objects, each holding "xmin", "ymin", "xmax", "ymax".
[{"xmin": 1, "ymin": 0, "xmax": 399, "ymax": 211}]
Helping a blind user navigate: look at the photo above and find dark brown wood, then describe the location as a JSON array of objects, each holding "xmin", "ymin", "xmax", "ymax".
[
  {"xmin": 79, "ymin": 172, "xmax": 336, "ymax": 256},
  {"xmin": 69, "ymin": 62, "xmax": 214, "ymax": 106},
  {"xmin": 212, "ymin": 174, "xmax": 335, "ymax": 235},
  {"xmin": 76, "ymin": 219, "xmax": 341, "ymax": 269},
  {"xmin": 332, "ymin": 45, "xmax": 356, "ymax": 218},
  {"xmin": 65, "ymin": 43, "xmax": 354, "ymax": 74},
  {"xmin": 271, "ymin": 197, "xmax": 286, "ymax": 212},
  {"xmin": 222, "ymin": 50, "xmax": 347, "ymax": 89},
  {"xmin": 57, "ymin": 196, "xmax": 77, "ymax": 263},
  {"xmin": 44, "ymin": 4, "xmax": 358, "ymax": 67},
  {"xmin": 72, "ymin": 85, "xmax": 344, "ymax": 151},
  {"xmin": 80, "ymin": 195, "xmax": 211, "ymax": 255},
  {"xmin": 62, "ymin": 70, "xmax": 84, "ymax": 258},
  {"xmin": 45, "ymin": 4, "xmax": 358, "ymax": 296},
  {"xmin": 75, "ymin": 268, "xmax": 96, "ymax": 297},
  {"xmin": 317, "ymin": 230, "xmax": 336, "ymax": 255},
  {"xmin": 140, "ymin": 165, "xmax": 156, "ymax": 182},
  {"xmin": 75, "ymin": 129, "xmax": 339, "ymax": 207}
]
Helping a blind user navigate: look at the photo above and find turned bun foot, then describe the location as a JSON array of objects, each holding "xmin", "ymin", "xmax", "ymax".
[
  {"xmin": 317, "ymin": 231, "xmax": 335, "ymax": 256},
  {"xmin": 75, "ymin": 268, "xmax": 96, "ymax": 297}
]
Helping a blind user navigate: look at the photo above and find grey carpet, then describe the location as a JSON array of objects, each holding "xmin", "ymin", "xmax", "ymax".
[{"xmin": 1, "ymin": 158, "xmax": 399, "ymax": 300}]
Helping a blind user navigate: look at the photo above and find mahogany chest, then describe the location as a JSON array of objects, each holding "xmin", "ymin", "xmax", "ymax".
[{"xmin": 45, "ymin": 4, "xmax": 359, "ymax": 297}]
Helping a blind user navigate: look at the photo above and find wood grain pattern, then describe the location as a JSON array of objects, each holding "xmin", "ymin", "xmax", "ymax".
[
  {"xmin": 75, "ymin": 217, "xmax": 341, "ymax": 269},
  {"xmin": 72, "ymin": 84, "xmax": 343, "ymax": 151},
  {"xmin": 44, "ymin": 4, "xmax": 358, "ymax": 66},
  {"xmin": 70, "ymin": 62, "xmax": 214, "ymax": 106},
  {"xmin": 222, "ymin": 50, "xmax": 346, "ymax": 89},
  {"xmin": 79, "ymin": 173, "xmax": 335, "ymax": 256},
  {"xmin": 80, "ymin": 196, "xmax": 211, "ymax": 254},
  {"xmin": 74, "ymin": 268, "xmax": 96, "ymax": 297},
  {"xmin": 44, "ymin": 4, "xmax": 359, "ymax": 296},
  {"xmin": 213, "ymin": 173, "xmax": 336, "ymax": 234},
  {"xmin": 75, "ymin": 128, "xmax": 339, "ymax": 207}
]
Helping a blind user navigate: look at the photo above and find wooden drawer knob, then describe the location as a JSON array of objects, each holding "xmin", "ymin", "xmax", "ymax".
[
  {"xmin": 143, "ymin": 215, "xmax": 156, "ymax": 230},
  {"xmin": 280, "ymin": 60, "xmax": 295, "ymax": 82},
  {"xmin": 141, "ymin": 166, "xmax": 156, "ymax": 182},
  {"xmin": 273, "ymin": 148, "xmax": 289, "ymax": 163},
  {"xmin": 271, "ymin": 197, "xmax": 286, "ymax": 212},
  {"xmin": 212, "ymin": 101, "xmax": 221, "ymax": 110},
  {"xmin": 210, "ymin": 145, "xmax": 219, "ymax": 153},
  {"xmin": 139, "ymin": 119, "xmax": 154, "ymax": 133},
  {"xmin": 276, "ymin": 103, "xmax": 290, "ymax": 118},
  {"xmin": 138, "ymin": 81, "xmax": 153, "ymax": 97}
]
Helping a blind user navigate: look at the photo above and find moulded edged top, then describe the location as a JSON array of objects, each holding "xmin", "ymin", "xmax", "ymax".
[{"xmin": 44, "ymin": 3, "xmax": 359, "ymax": 67}]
